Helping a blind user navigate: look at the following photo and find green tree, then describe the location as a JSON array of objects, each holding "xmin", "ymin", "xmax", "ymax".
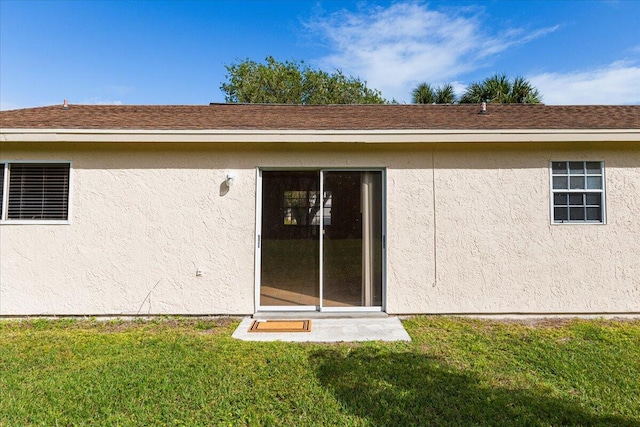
[
  {"xmin": 434, "ymin": 83, "xmax": 456, "ymax": 104},
  {"xmin": 220, "ymin": 56, "xmax": 387, "ymax": 104},
  {"xmin": 459, "ymin": 74, "xmax": 541, "ymax": 104},
  {"xmin": 412, "ymin": 83, "xmax": 456, "ymax": 104},
  {"xmin": 412, "ymin": 83, "xmax": 436, "ymax": 104}
]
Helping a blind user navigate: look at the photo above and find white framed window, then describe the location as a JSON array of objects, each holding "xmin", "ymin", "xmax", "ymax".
[
  {"xmin": 550, "ymin": 161, "xmax": 605, "ymax": 224},
  {"xmin": 0, "ymin": 161, "xmax": 71, "ymax": 224}
]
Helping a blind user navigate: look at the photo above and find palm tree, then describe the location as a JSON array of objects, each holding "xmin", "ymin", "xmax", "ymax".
[
  {"xmin": 484, "ymin": 74, "xmax": 511, "ymax": 102},
  {"xmin": 510, "ymin": 76, "xmax": 541, "ymax": 104},
  {"xmin": 434, "ymin": 83, "xmax": 456, "ymax": 104},
  {"xmin": 412, "ymin": 83, "xmax": 456, "ymax": 104},
  {"xmin": 412, "ymin": 83, "xmax": 436, "ymax": 104},
  {"xmin": 458, "ymin": 82, "xmax": 487, "ymax": 104},
  {"xmin": 460, "ymin": 74, "xmax": 541, "ymax": 104}
]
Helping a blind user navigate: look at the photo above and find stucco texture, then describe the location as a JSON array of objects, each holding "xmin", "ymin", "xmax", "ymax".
[{"xmin": 1, "ymin": 141, "xmax": 638, "ymax": 315}]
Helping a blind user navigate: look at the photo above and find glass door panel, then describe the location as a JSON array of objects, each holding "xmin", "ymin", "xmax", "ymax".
[
  {"xmin": 260, "ymin": 171, "xmax": 320, "ymax": 307},
  {"xmin": 322, "ymin": 171, "xmax": 383, "ymax": 307}
]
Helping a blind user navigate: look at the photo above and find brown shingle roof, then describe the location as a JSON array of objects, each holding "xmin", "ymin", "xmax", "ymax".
[{"xmin": 1, "ymin": 103, "xmax": 639, "ymax": 130}]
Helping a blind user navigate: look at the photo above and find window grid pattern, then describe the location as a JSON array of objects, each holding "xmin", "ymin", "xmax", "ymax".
[
  {"xmin": 551, "ymin": 161, "xmax": 604, "ymax": 223},
  {"xmin": 1, "ymin": 163, "xmax": 70, "ymax": 221}
]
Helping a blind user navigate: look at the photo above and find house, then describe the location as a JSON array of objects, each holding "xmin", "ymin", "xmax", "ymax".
[{"xmin": 1, "ymin": 103, "xmax": 639, "ymax": 316}]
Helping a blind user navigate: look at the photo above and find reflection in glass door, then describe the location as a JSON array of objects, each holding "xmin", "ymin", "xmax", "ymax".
[
  {"xmin": 322, "ymin": 171, "xmax": 383, "ymax": 307},
  {"xmin": 259, "ymin": 170, "xmax": 383, "ymax": 310},
  {"xmin": 260, "ymin": 171, "xmax": 320, "ymax": 307}
]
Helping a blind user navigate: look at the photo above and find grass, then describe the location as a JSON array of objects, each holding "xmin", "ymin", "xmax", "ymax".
[{"xmin": 1, "ymin": 317, "xmax": 639, "ymax": 426}]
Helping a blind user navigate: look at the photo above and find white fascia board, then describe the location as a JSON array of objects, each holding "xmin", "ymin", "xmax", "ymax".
[{"xmin": 1, "ymin": 128, "xmax": 639, "ymax": 143}]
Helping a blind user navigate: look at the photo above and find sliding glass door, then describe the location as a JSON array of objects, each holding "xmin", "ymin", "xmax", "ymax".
[
  {"xmin": 322, "ymin": 171, "xmax": 383, "ymax": 307},
  {"xmin": 259, "ymin": 169, "xmax": 384, "ymax": 311},
  {"xmin": 260, "ymin": 171, "xmax": 320, "ymax": 307}
]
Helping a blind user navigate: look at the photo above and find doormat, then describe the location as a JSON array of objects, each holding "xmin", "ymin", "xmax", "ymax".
[{"xmin": 248, "ymin": 320, "xmax": 312, "ymax": 333}]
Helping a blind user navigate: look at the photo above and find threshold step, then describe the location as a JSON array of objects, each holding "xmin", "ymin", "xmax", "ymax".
[{"xmin": 253, "ymin": 311, "xmax": 388, "ymax": 320}]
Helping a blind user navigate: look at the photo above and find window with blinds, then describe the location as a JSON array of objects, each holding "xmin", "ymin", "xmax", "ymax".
[{"xmin": 0, "ymin": 163, "xmax": 71, "ymax": 222}]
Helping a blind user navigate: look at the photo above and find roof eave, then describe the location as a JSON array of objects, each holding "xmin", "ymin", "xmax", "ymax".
[{"xmin": 1, "ymin": 128, "xmax": 639, "ymax": 144}]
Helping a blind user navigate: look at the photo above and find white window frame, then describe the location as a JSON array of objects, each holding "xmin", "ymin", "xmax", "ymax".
[
  {"xmin": 0, "ymin": 160, "xmax": 73, "ymax": 225},
  {"xmin": 549, "ymin": 160, "xmax": 606, "ymax": 225}
]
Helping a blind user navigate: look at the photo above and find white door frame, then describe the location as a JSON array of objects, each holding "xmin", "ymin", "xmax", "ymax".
[{"xmin": 254, "ymin": 167, "xmax": 387, "ymax": 313}]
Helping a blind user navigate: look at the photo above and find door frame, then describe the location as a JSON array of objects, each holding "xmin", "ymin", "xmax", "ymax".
[{"xmin": 254, "ymin": 167, "xmax": 387, "ymax": 313}]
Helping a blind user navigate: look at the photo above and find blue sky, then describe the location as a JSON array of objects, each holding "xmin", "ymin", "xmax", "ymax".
[{"xmin": 1, "ymin": 0, "xmax": 639, "ymax": 109}]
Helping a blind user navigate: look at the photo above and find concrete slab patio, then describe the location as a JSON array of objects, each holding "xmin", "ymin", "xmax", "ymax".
[{"xmin": 232, "ymin": 317, "xmax": 412, "ymax": 342}]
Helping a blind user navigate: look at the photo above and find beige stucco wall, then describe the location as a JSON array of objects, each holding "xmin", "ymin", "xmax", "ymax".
[
  {"xmin": 428, "ymin": 142, "xmax": 640, "ymax": 314},
  {"xmin": 1, "ymin": 141, "xmax": 638, "ymax": 315}
]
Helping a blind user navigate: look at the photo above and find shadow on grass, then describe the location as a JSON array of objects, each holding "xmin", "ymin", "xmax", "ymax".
[{"xmin": 311, "ymin": 347, "xmax": 638, "ymax": 427}]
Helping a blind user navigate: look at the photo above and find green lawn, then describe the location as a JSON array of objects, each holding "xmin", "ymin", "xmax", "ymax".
[{"xmin": 1, "ymin": 317, "xmax": 639, "ymax": 426}]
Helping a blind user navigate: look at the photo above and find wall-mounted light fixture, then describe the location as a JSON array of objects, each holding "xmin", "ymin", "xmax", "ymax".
[{"xmin": 225, "ymin": 173, "xmax": 236, "ymax": 187}]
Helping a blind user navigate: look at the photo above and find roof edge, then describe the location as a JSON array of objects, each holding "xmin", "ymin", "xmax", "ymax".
[{"xmin": 1, "ymin": 128, "xmax": 639, "ymax": 144}]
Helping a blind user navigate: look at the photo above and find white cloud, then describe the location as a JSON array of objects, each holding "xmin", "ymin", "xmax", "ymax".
[
  {"xmin": 79, "ymin": 87, "xmax": 131, "ymax": 105},
  {"xmin": 80, "ymin": 97, "xmax": 123, "ymax": 105},
  {"xmin": 306, "ymin": 2, "xmax": 558, "ymax": 102},
  {"xmin": 529, "ymin": 61, "xmax": 640, "ymax": 104}
]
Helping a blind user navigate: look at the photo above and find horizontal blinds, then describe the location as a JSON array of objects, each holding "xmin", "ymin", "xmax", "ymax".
[{"xmin": 7, "ymin": 163, "xmax": 70, "ymax": 220}]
